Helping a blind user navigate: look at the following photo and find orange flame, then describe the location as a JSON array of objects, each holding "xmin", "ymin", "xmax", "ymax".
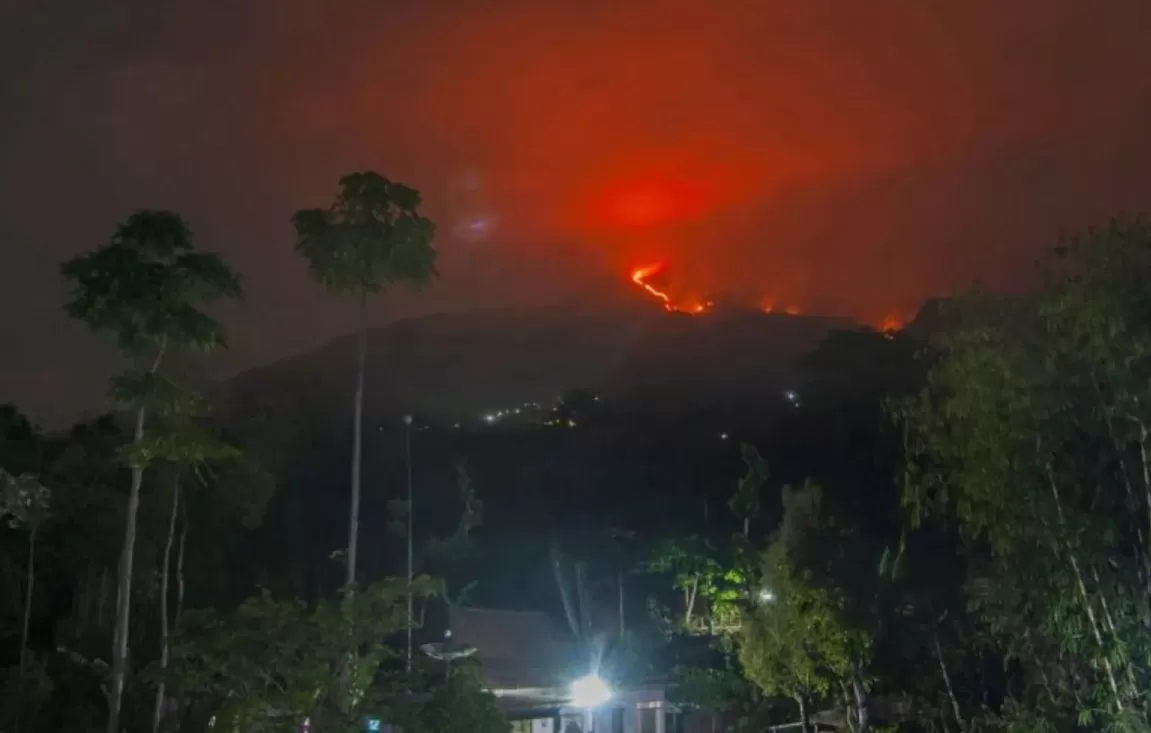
[
  {"xmin": 762, "ymin": 299, "xmax": 802, "ymax": 316},
  {"xmin": 630, "ymin": 264, "xmax": 709, "ymax": 314},
  {"xmin": 631, "ymin": 264, "xmax": 673, "ymax": 310}
]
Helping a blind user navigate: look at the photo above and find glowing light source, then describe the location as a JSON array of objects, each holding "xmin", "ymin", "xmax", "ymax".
[
  {"xmin": 571, "ymin": 674, "xmax": 612, "ymax": 708},
  {"xmin": 631, "ymin": 264, "xmax": 673, "ymax": 310},
  {"xmin": 614, "ymin": 189, "xmax": 674, "ymax": 226},
  {"xmin": 759, "ymin": 589, "xmax": 776, "ymax": 603},
  {"xmin": 879, "ymin": 315, "xmax": 904, "ymax": 333},
  {"xmin": 630, "ymin": 264, "xmax": 709, "ymax": 315}
]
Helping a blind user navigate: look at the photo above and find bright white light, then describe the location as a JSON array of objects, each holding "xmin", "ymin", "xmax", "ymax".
[
  {"xmin": 570, "ymin": 674, "xmax": 612, "ymax": 708},
  {"xmin": 759, "ymin": 589, "xmax": 775, "ymax": 603}
]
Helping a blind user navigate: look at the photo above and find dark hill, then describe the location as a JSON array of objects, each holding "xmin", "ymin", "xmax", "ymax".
[
  {"xmin": 205, "ymin": 298, "xmax": 927, "ymax": 609},
  {"xmin": 218, "ymin": 300, "xmax": 866, "ymax": 425}
]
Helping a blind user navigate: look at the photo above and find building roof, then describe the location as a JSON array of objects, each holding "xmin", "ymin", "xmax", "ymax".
[{"xmin": 448, "ymin": 605, "xmax": 580, "ymax": 690}]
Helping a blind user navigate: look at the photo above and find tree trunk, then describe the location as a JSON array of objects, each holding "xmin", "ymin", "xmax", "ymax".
[
  {"xmin": 97, "ymin": 565, "xmax": 108, "ymax": 631},
  {"xmin": 176, "ymin": 496, "xmax": 187, "ymax": 622},
  {"xmin": 169, "ymin": 497, "xmax": 189, "ymax": 733},
  {"xmin": 1138, "ymin": 424, "xmax": 1151, "ymax": 620},
  {"xmin": 933, "ymin": 630, "xmax": 966, "ymax": 733},
  {"xmin": 338, "ymin": 296, "xmax": 368, "ymax": 709},
  {"xmin": 16, "ymin": 523, "xmax": 37, "ymax": 733},
  {"xmin": 796, "ymin": 694, "xmax": 809, "ymax": 733},
  {"xmin": 685, "ymin": 578, "xmax": 699, "ymax": 629},
  {"xmin": 1044, "ymin": 460, "xmax": 1125, "ymax": 711},
  {"xmin": 347, "ymin": 296, "xmax": 367, "ymax": 590},
  {"xmin": 839, "ymin": 681, "xmax": 855, "ymax": 733},
  {"xmin": 618, "ymin": 567, "xmax": 625, "ymax": 638},
  {"xmin": 153, "ymin": 475, "xmax": 180, "ymax": 733},
  {"xmin": 80, "ymin": 561, "xmax": 94, "ymax": 636},
  {"xmin": 1090, "ymin": 563, "xmax": 1139, "ymax": 698},
  {"xmin": 850, "ymin": 672, "xmax": 869, "ymax": 733},
  {"xmin": 107, "ymin": 404, "xmax": 149, "ymax": 733},
  {"xmin": 1100, "ymin": 405, "xmax": 1151, "ymax": 627}
]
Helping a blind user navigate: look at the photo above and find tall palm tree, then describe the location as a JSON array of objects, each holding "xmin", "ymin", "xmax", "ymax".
[{"xmin": 292, "ymin": 172, "xmax": 437, "ymax": 595}]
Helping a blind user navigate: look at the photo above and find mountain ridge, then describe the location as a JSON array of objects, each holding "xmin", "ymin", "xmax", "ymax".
[{"xmin": 217, "ymin": 300, "xmax": 882, "ymax": 426}]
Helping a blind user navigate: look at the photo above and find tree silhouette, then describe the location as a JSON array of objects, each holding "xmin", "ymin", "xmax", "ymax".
[
  {"xmin": 1, "ymin": 468, "xmax": 50, "ymax": 732},
  {"xmin": 60, "ymin": 210, "xmax": 241, "ymax": 733},
  {"xmin": 292, "ymin": 172, "xmax": 437, "ymax": 595}
]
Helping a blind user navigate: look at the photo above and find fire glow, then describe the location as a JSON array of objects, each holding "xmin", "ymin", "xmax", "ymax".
[
  {"xmin": 631, "ymin": 265, "xmax": 909, "ymax": 331},
  {"xmin": 630, "ymin": 263, "xmax": 711, "ymax": 315}
]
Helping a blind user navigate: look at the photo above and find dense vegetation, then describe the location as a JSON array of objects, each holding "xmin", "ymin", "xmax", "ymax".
[{"xmin": 2, "ymin": 171, "xmax": 1150, "ymax": 733}]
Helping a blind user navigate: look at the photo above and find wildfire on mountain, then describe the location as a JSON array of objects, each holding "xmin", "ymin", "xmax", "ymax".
[
  {"xmin": 631, "ymin": 264, "xmax": 911, "ymax": 331},
  {"xmin": 630, "ymin": 263, "xmax": 711, "ymax": 315}
]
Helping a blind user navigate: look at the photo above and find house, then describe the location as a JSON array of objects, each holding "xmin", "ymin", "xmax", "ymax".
[{"xmin": 443, "ymin": 605, "xmax": 679, "ymax": 733}]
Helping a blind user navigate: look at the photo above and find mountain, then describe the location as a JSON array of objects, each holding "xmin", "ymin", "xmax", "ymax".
[
  {"xmin": 218, "ymin": 297, "xmax": 867, "ymax": 427},
  {"xmin": 208, "ymin": 298, "xmax": 925, "ymax": 606}
]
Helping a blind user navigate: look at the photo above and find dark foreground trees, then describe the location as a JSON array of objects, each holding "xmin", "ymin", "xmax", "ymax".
[
  {"xmin": 896, "ymin": 218, "xmax": 1151, "ymax": 730},
  {"xmin": 60, "ymin": 211, "xmax": 242, "ymax": 733},
  {"xmin": 10, "ymin": 205, "xmax": 1151, "ymax": 733},
  {"xmin": 663, "ymin": 219, "xmax": 1151, "ymax": 733}
]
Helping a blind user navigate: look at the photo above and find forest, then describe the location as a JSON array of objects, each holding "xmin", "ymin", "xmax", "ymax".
[{"xmin": 3, "ymin": 170, "xmax": 1151, "ymax": 733}]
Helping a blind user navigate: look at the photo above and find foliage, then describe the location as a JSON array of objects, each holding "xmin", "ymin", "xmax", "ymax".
[
  {"xmin": 895, "ymin": 218, "xmax": 1151, "ymax": 729},
  {"xmin": 0, "ymin": 405, "xmax": 39, "ymax": 475},
  {"xmin": 293, "ymin": 171, "xmax": 438, "ymax": 620},
  {"xmin": 60, "ymin": 210, "xmax": 241, "ymax": 355},
  {"xmin": 644, "ymin": 534, "xmax": 744, "ymax": 633},
  {"xmin": 160, "ymin": 576, "xmax": 441, "ymax": 730},
  {"xmin": 739, "ymin": 481, "xmax": 872, "ymax": 727},
  {"xmin": 19, "ymin": 189, "xmax": 1151, "ymax": 733},
  {"xmin": 0, "ymin": 652, "xmax": 55, "ymax": 729},
  {"xmin": 60, "ymin": 209, "xmax": 242, "ymax": 733},
  {"xmin": 373, "ymin": 663, "xmax": 508, "ymax": 733},
  {"xmin": 729, "ymin": 444, "xmax": 767, "ymax": 537},
  {"xmin": 0, "ymin": 469, "xmax": 51, "ymax": 527},
  {"xmin": 292, "ymin": 172, "xmax": 437, "ymax": 297},
  {"xmin": 420, "ymin": 463, "xmax": 484, "ymax": 566},
  {"xmin": 670, "ymin": 662, "xmax": 743, "ymax": 711}
]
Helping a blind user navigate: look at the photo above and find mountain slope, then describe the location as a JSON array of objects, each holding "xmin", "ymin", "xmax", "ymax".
[{"xmin": 218, "ymin": 299, "xmax": 867, "ymax": 425}]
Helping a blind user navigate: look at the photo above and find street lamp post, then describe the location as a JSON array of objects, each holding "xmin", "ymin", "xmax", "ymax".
[{"xmin": 404, "ymin": 414, "xmax": 413, "ymax": 676}]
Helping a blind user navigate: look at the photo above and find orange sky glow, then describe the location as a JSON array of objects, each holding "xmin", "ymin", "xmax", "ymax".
[{"xmin": 2, "ymin": 0, "xmax": 1151, "ymax": 421}]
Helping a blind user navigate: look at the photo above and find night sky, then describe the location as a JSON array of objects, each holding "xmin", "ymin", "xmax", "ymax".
[{"xmin": 2, "ymin": 0, "xmax": 1150, "ymax": 426}]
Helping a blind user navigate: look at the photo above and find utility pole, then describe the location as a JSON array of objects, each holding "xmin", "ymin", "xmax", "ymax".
[{"xmin": 404, "ymin": 414, "xmax": 414, "ymax": 676}]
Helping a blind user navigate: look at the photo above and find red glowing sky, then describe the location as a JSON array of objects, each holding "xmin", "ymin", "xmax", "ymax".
[{"xmin": 2, "ymin": 0, "xmax": 1151, "ymax": 423}]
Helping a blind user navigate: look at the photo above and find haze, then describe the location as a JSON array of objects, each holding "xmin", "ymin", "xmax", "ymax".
[{"xmin": 2, "ymin": 0, "xmax": 1150, "ymax": 425}]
